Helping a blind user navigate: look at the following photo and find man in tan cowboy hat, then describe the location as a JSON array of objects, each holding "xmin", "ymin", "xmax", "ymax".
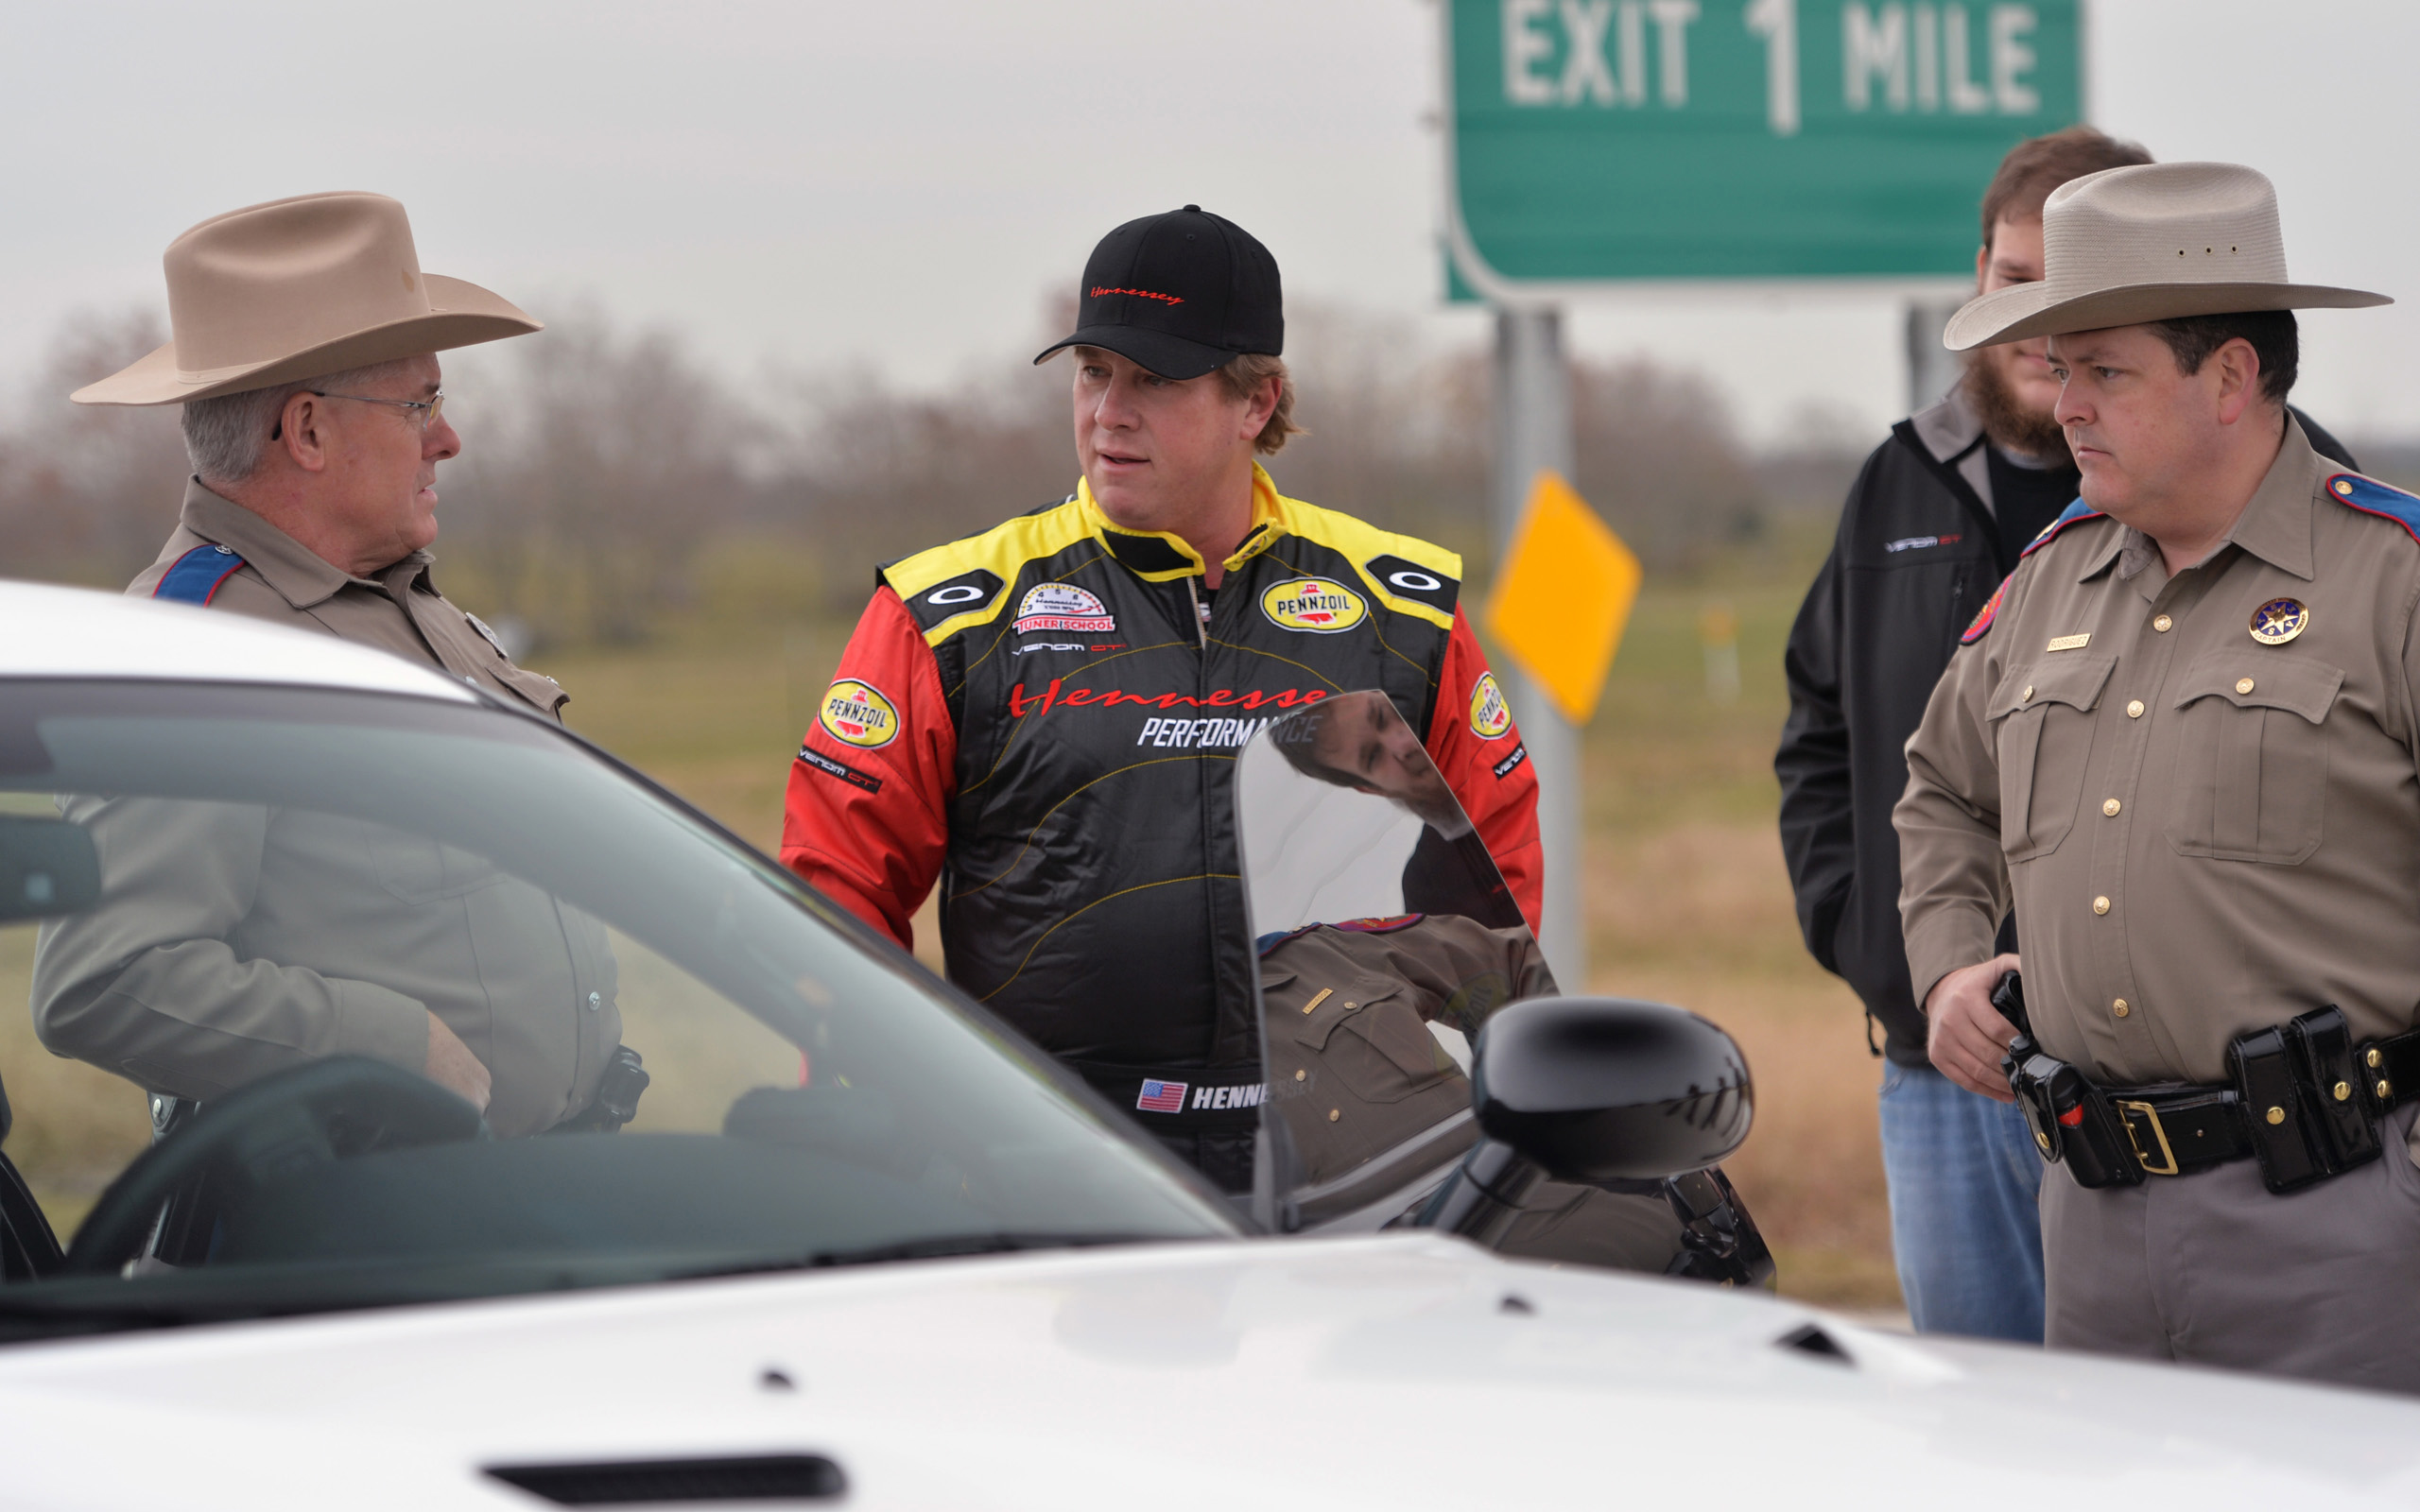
[
  {"xmin": 31, "ymin": 193, "xmax": 628, "ymax": 1135},
  {"xmin": 1893, "ymin": 161, "xmax": 2420, "ymax": 1388}
]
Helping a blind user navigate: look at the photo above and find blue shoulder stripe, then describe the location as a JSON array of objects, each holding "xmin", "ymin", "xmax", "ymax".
[
  {"xmin": 2325, "ymin": 472, "xmax": 2420, "ymax": 545},
  {"xmin": 2017, "ymin": 499, "xmax": 2107, "ymax": 559},
  {"xmin": 151, "ymin": 544, "xmax": 246, "ymax": 606}
]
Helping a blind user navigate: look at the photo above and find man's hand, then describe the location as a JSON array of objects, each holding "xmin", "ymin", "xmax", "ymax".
[
  {"xmin": 423, "ymin": 1010, "xmax": 492, "ymax": 1112},
  {"xmin": 1924, "ymin": 953, "xmax": 2023, "ymax": 1102}
]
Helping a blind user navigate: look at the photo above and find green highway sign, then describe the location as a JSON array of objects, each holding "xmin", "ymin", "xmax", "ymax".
[{"xmin": 1443, "ymin": 0, "xmax": 2083, "ymax": 295}]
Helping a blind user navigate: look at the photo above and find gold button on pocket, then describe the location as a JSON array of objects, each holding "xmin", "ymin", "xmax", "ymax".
[
  {"xmin": 2102, "ymin": 798, "xmax": 2121, "ymax": 816},
  {"xmin": 1327, "ymin": 1109, "xmax": 1340, "ymax": 1123},
  {"xmin": 2266, "ymin": 1106, "xmax": 2287, "ymax": 1125},
  {"xmin": 2021, "ymin": 685, "xmax": 2034, "ymax": 702},
  {"xmin": 2153, "ymin": 614, "xmax": 2174, "ymax": 632},
  {"xmin": 2093, "ymin": 896, "xmax": 2111, "ymax": 915},
  {"xmin": 2126, "ymin": 699, "xmax": 2146, "ymax": 718},
  {"xmin": 2236, "ymin": 677, "xmax": 2256, "ymax": 695},
  {"xmin": 2113, "ymin": 998, "xmax": 2130, "ymax": 1018}
]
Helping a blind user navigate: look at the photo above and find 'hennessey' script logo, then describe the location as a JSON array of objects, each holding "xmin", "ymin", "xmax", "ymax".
[
  {"xmin": 1090, "ymin": 285, "xmax": 1183, "ymax": 305},
  {"xmin": 1006, "ymin": 680, "xmax": 1328, "ymax": 718}
]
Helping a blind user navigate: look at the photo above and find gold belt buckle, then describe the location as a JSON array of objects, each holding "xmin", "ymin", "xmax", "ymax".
[{"xmin": 2116, "ymin": 1099, "xmax": 2181, "ymax": 1177}]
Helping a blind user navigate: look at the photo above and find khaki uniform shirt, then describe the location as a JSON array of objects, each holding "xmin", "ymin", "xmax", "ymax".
[
  {"xmin": 30, "ymin": 482, "xmax": 613, "ymax": 1137},
  {"xmin": 1897, "ymin": 423, "xmax": 2420, "ymax": 1157},
  {"xmin": 126, "ymin": 480, "xmax": 568, "ymax": 716}
]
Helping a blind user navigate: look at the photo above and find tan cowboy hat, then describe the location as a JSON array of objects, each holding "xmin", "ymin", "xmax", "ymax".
[
  {"xmin": 1944, "ymin": 162, "xmax": 2389, "ymax": 351},
  {"xmin": 73, "ymin": 191, "xmax": 540, "ymax": 406}
]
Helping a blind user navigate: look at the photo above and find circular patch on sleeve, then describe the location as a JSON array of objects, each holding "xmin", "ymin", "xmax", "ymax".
[
  {"xmin": 1468, "ymin": 672, "xmax": 1513, "ymax": 739},
  {"xmin": 818, "ymin": 679, "xmax": 901, "ymax": 748},
  {"xmin": 1260, "ymin": 576, "xmax": 1368, "ymax": 633},
  {"xmin": 1960, "ymin": 579, "xmax": 2007, "ymax": 645}
]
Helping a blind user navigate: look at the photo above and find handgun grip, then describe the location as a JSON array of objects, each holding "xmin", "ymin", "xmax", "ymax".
[{"xmin": 1990, "ymin": 969, "xmax": 2031, "ymax": 1040}]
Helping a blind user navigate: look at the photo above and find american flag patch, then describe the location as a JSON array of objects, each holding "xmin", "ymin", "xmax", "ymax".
[{"xmin": 1135, "ymin": 1079, "xmax": 1188, "ymax": 1113}]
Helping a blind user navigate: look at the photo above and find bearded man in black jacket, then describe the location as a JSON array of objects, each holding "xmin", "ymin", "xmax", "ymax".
[{"xmin": 1774, "ymin": 128, "xmax": 2359, "ymax": 1340}]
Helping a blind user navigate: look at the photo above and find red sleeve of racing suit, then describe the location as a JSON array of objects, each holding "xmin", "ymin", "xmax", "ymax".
[
  {"xmin": 1425, "ymin": 608, "xmax": 1544, "ymax": 936},
  {"xmin": 780, "ymin": 587, "xmax": 957, "ymax": 949}
]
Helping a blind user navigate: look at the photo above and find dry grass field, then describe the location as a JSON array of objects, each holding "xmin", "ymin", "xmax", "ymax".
[{"xmin": 0, "ymin": 519, "xmax": 1901, "ymax": 1306}]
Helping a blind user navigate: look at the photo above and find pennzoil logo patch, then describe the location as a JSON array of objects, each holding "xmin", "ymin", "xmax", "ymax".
[
  {"xmin": 1961, "ymin": 579, "xmax": 2008, "ymax": 645},
  {"xmin": 1012, "ymin": 581, "xmax": 1115, "ymax": 636},
  {"xmin": 1261, "ymin": 576, "xmax": 1367, "ymax": 634},
  {"xmin": 818, "ymin": 679, "xmax": 900, "ymax": 748},
  {"xmin": 1468, "ymin": 672, "xmax": 1513, "ymax": 739}
]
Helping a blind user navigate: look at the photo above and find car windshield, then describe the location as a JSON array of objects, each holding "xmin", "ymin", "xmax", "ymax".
[{"xmin": 0, "ymin": 679, "xmax": 1232, "ymax": 1340}]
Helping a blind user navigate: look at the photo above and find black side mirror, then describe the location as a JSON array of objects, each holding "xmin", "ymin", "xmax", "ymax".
[
  {"xmin": 1475, "ymin": 996, "xmax": 1753, "ymax": 1181},
  {"xmin": 1415, "ymin": 997, "xmax": 1754, "ymax": 1246},
  {"xmin": 0, "ymin": 816, "xmax": 100, "ymax": 922}
]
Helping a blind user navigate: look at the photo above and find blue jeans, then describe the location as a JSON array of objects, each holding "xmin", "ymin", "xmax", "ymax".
[{"xmin": 1876, "ymin": 1059, "xmax": 2045, "ymax": 1342}]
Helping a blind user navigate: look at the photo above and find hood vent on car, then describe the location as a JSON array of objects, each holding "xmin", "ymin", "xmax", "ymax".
[
  {"xmin": 485, "ymin": 1454, "xmax": 846, "ymax": 1504},
  {"xmin": 1775, "ymin": 1322, "xmax": 1854, "ymax": 1365}
]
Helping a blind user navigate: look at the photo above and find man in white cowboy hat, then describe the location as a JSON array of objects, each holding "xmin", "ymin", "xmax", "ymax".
[
  {"xmin": 1894, "ymin": 161, "xmax": 2420, "ymax": 1388},
  {"xmin": 31, "ymin": 193, "xmax": 631, "ymax": 1137}
]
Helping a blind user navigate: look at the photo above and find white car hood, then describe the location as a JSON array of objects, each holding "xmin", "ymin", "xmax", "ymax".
[{"xmin": 1, "ymin": 1233, "xmax": 2415, "ymax": 1508}]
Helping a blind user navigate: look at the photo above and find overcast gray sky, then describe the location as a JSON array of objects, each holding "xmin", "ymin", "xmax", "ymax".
[{"xmin": 0, "ymin": 1, "xmax": 2411, "ymax": 446}]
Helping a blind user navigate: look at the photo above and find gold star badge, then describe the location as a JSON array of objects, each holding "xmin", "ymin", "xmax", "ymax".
[{"xmin": 2249, "ymin": 597, "xmax": 2308, "ymax": 645}]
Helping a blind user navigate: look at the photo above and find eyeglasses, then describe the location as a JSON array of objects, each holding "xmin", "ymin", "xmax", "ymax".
[{"xmin": 311, "ymin": 388, "xmax": 446, "ymax": 433}]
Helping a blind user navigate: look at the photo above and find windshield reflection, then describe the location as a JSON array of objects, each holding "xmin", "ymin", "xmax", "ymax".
[{"xmin": 0, "ymin": 681, "xmax": 1230, "ymax": 1335}]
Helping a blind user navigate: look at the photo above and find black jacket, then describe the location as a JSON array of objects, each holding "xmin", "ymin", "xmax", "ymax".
[{"xmin": 1775, "ymin": 392, "xmax": 2357, "ymax": 1064}]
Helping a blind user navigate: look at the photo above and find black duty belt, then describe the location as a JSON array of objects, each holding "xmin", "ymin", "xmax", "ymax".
[
  {"xmin": 1068, "ymin": 1059, "xmax": 1266, "ymax": 1132},
  {"xmin": 1996, "ymin": 973, "xmax": 2420, "ymax": 1195}
]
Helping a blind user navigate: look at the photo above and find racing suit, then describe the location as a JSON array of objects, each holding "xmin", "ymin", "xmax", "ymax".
[{"xmin": 781, "ymin": 466, "xmax": 1541, "ymax": 1188}]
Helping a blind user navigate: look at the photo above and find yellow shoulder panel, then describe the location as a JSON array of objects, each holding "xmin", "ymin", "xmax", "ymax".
[
  {"xmin": 1268, "ymin": 490, "xmax": 1462, "ymax": 630},
  {"xmin": 880, "ymin": 496, "xmax": 1098, "ymax": 645}
]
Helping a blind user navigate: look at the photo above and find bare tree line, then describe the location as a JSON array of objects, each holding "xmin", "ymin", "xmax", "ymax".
[{"xmin": 0, "ymin": 301, "xmax": 1858, "ymax": 648}]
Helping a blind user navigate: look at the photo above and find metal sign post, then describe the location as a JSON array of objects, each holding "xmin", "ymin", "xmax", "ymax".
[
  {"xmin": 1489, "ymin": 307, "xmax": 1583, "ymax": 985},
  {"xmin": 1443, "ymin": 0, "xmax": 2082, "ymax": 990}
]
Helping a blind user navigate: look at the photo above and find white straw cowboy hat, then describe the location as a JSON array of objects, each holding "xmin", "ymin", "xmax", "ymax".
[
  {"xmin": 1944, "ymin": 162, "xmax": 2389, "ymax": 352},
  {"xmin": 73, "ymin": 191, "xmax": 540, "ymax": 406}
]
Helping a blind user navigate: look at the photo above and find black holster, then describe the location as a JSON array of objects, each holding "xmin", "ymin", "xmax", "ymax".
[{"xmin": 554, "ymin": 1046, "xmax": 650, "ymax": 1134}]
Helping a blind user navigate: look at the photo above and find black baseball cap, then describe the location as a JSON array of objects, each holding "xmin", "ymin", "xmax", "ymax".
[{"xmin": 1033, "ymin": 205, "xmax": 1283, "ymax": 380}]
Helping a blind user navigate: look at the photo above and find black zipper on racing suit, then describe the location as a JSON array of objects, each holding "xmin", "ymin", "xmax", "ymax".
[{"xmin": 1187, "ymin": 569, "xmax": 1225, "ymax": 1067}]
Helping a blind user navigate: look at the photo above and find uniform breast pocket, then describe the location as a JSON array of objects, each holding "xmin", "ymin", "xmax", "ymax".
[
  {"xmin": 365, "ymin": 822, "xmax": 508, "ymax": 904},
  {"xmin": 2164, "ymin": 653, "xmax": 2342, "ymax": 865},
  {"xmin": 1295, "ymin": 976, "xmax": 1458, "ymax": 1105},
  {"xmin": 1987, "ymin": 654, "xmax": 2115, "ymax": 863}
]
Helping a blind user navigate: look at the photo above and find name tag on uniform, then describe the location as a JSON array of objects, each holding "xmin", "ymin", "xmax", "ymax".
[{"xmin": 2046, "ymin": 633, "xmax": 2092, "ymax": 652}]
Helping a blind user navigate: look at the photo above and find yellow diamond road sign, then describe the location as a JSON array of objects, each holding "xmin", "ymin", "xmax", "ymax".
[{"xmin": 1482, "ymin": 471, "xmax": 1641, "ymax": 725}]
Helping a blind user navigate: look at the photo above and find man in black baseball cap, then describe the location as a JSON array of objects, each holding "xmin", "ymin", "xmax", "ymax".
[{"xmin": 782, "ymin": 207, "xmax": 1541, "ymax": 1192}]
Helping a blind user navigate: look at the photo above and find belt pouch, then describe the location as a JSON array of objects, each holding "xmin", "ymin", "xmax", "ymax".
[
  {"xmin": 2283, "ymin": 1005, "xmax": 2381, "ymax": 1171},
  {"xmin": 2228, "ymin": 1026, "xmax": 2330, "ymax": 1193},
  {"xmin": 2023, "ymin": 1052, "xmax": 2142, "ymax": 1188}
]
